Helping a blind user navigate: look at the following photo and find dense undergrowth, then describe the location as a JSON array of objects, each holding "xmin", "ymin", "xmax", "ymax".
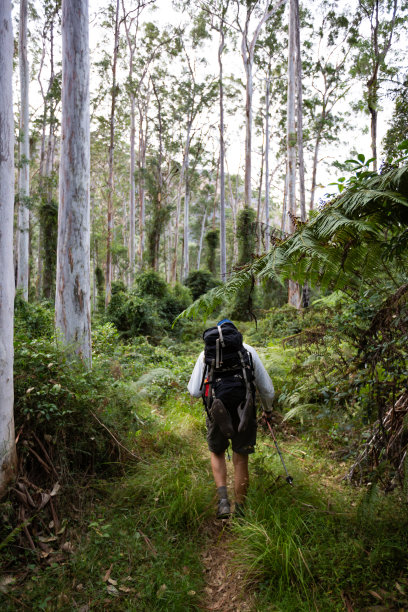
[{"xmin": 2, "ymin": 289, "xmax": 408, "ymax": 610}]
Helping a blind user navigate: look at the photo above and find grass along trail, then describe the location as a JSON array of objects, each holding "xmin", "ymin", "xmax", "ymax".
[{"xmin": 3, "ymin": 338, "xmax": 408, "ymax": 610}]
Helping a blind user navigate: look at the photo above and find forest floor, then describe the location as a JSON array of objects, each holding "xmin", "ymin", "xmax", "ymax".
[
  {"xmin": 2, "ymin": 337, "xmax": 408, "ymax": 611},
  {"xmin": 199, "ymin": 518, "xmax": 254, "ymax": 612}
]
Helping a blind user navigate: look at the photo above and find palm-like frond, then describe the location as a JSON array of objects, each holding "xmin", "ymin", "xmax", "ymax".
[{"xmin": 175, "ymin": 164, "xmax": 408, "ymax": 321}]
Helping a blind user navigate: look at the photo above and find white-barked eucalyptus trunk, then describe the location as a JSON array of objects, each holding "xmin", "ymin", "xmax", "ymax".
[
  {"xmin": 17, "ymin": 0, "xmax": 30, "ymax": 299},
  {"xmin": 287, "ymin": 0, "xmax": 301, "ymax": 308},
  {"xmin": 55, "ymin": 0, "xmax": 91, "ymax": 364},
  {"xmin": 219, "ymin": 22, "xmax": 226, "ymax": 281},
  {"xmin": 0, "ymin": 0, "xmax": 17, "ymax": 497},
  {"xmin": 239, "ymin": 0, "xmax": 286, "ymax": 208},
  {"xmin": 265, "ymin": 77, "xmax": 270, "ymax": 251}
]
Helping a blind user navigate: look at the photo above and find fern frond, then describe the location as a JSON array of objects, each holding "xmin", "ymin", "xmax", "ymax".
[{"xmin": 174, "ymin": 164, "xmax": 408, "ymax": 322}]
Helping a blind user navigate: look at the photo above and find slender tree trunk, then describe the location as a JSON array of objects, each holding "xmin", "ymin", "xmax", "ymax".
[
  {"xmin": 219, "ymin": 25, "xmax": 226, "ymax": 281},
  {"xmin": 287, "ymin": 0, "xmax": 296, "ymax": 232},
  {"xmin": 172, "ymin": 123, "xmax": 191, "ymax": 281},
  {"xmin": 17, "ymin": 0, "xmax": 30, "ymax": 299},
  {"xmin": 294, "ymin": 0, "xmax": 308, "ymax": 307},
  {"xmin": 239, "ymin": 0, "xmax": 285, "ymax": 208},
  {"xmin": 40, "ymin": 16, "xmax": 58, "ymax": 301},
  {"xmin": 226, "ymin": 159, "xmax": 238, "ymax": 265},
  {"xmin": 55, "ymin": 0, "xmax": 91, "ymax": 364},
  {"xmin": 0, "ymin": 0, "xmax": 17, "ymax": 496},
  {"xmin": 171, "ymin": 191, "xmax": 181, "ymax": 282},
  {"xmin": 244, "ymin": 62, "xmax": 253, "ymax": 208},
  {"xmin": 256, "ymin": 129, "xmax": 265, "ymax": 254},
  {"xmin": 154, "ymin": 81, "xmax": 164, "ymax": 272},
  {"xmin": 257, "ymin": 128, "xmax": 265, "ymax": 225},
  {"xmin": 309, "ymin": 131, "xmax": 321, "ymax": 211},
  {"xmin": 182, "ymin": 122, "xmax": 193, "ymax": 280},
  {"xmin": 105, "ymin": 0, "xmax": 120, "ymax": 307},
  {"xmin": 287, "ymin": 0, "xmax": 301, "ymax": 308},
  {"xmin": 265, "ymin": 77, "xmax": 270, "ymax": 251},
  {"xmin": 183, "ymin": 180, "xmax": 190, "ymax": 279},
  {"xmin": 129, "ymin": 90, "xmax": 136, "ymax": 284},
  {"xmin": 138, "ymin": 103, "xmax": 148, "ymax": 270},
  {"xmin": 91, "ymin": 193, "xmax": 96, "ymax": 311},
  {"xmin": 212, "ymin": 156, "xmax": 220, "ymax": 228},
  {"xmin": 294, "ymin": 0, "xmax": 306, "ymax": 223},
  {"xmin": 197, "ymin": 206, "xmax": 207, "ymax": 270}
]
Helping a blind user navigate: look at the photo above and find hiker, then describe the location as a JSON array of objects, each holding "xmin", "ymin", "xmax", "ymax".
[{"xmin": 188, "ymin": 319, "xmax": 275, "ymax": 519}]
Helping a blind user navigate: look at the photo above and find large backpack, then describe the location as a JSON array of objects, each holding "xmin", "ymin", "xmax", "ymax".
[{"xmin": 200, "ymin": 320, "xmax": 255, "ymax": 420}]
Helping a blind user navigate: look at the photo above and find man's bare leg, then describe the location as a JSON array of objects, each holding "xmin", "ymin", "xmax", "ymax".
[
  {"xmin": 210, "ymin": 451, "xmax": 231, "ymax": 517},
  {"xmin": 210, "ymin": 451, "xmax": 227, "ymax": 488},
  {"xmin": 233, "ymin": 452, "xmax": 249, "ymax": 504}
]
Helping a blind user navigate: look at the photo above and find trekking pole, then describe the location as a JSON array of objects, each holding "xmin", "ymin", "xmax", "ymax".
[{"xmin": 266, "ymin": 420, "xmax": 294, "ymax": 486}]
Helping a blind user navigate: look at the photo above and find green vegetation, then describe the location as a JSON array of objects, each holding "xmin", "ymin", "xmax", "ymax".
[
  {"xmin": 3, "ymin": 161, "xmax": 408, "ymax": 611},
  {"xmin": 3, "ymin": 280, "xmax": 408, "ymax": 610}
]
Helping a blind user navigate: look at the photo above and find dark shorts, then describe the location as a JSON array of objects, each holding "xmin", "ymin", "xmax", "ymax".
[
  {"xmin": 205, "ymin": 381, "xmax": 257, "ymax": 455},
  {"xmin": 206, "ymin": 411, "xmax": 257, "ymax": 455}
]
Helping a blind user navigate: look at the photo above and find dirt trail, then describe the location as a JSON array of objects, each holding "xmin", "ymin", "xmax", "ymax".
[
  {"xmin": 197, "ymin": 453, "xmax": 255, "ymax": 612},
  {"xmin": 200, "ymin": 518, "xmax": 254, "ymax": 612}
]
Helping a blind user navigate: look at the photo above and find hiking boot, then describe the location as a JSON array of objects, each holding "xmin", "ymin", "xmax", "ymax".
[
  {"xmin": 211, "ymin": 399, "xmax": 235, "ymax": 438},
  {"xmin": 237, "ymin": 394, "xmax": 253, "ymax": 433},
  {"xmin": 216, "ymin": 498, "xmax": 231, "ymax": 519},
  {"xmin": 234, "ymin": 502, "xmax": 245, "ymax": 518}
]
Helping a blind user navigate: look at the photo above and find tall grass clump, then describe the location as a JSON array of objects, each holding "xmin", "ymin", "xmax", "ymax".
[{"xmin": 230, "ymin": 442, "xmax": 408, "ymax": 610}]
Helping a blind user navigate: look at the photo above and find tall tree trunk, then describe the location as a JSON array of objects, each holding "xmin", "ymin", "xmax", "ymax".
[
  {"xmin": 17, "ymin": 0, "xmax": 30, "ymax": 300},
  {"xmin": 226, "ymin": 158, "xmax": 239, "ymax": 265},
  {"xmin": 256, "ymin": 126, "xmax": 265, "ymax": 213},
  {"xmin": 197, "ymin": 206, "xmax": 207, "ymax": 270},
  {"xmin": 219, "ymin": 24, "xmax": 226, "ymax": 281},
  {"xmin": 105, "ymin": 0, "xmax": 120, "ymax": 307},
  {"xmin": 294, "ymin": 0, "xmax": 309, "ymax": 307},
  {"xmin": 287, "ymin": 0, "xmax": 301, "ymax": 308},
  {"xmin": 286, "ymin": 0, "xmax": 296, "ymax": 233},
  {"xmin": 122, "ymin": 0, "xmax": 137, "ymax": 285},
  {"xmin": 56, "ymin": 0, "xmax": 91, "ymax": 364},
  {"xmin": 129, "ymin": 90, "xmax": 136, "ymax": 284},
  {"xmin": 138, "ymin": 102, "xmax": 148, "ymax": 270},
  {"xmin": 243, "ymin": 60, "xmax": 253, "ymax": 208},
  {"xmin": 183, "ymin": 172, "xmax": 190, "ymax": 280},
  {"xmin": 0, "ymin": 0, "xmax": 17, "ymax": 496},
  {"xmin": 172, "ymin": 123, "xmax": 191, "ymax": 282},
  {"xmin": 265, "ymin": 77, "xmax": 270, "ymax": 251},
  {"xmin": 212, "ymin": 155, "xmax": 220, "ymax": 228},
  {"xmin": 309, "ymin": 131, "xmax": 322, "ymax": 211},
  {"xmin": 294, "ymin": 0, "xmax": 306, "ymax": 223},
  {"xmin": 239, "ymin": 0, "xmax": 285, "ymax": 208},
  {"xmin": 41, "ymin": 16, "xmax": 59, "ymax": 301},
  {"xmin": 153, "ymin": 81, "xmax": 164, "ymax": 272}
]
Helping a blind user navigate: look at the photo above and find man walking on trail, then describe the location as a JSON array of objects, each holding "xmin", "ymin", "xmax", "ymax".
[{"xmin": 188, "ymin": 319, "xmax": 275, "ymax": 519}]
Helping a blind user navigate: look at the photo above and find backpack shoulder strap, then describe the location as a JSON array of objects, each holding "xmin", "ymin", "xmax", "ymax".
[{"xmin": 199, "ymin": 361, "xmax": 208, "ymax": 392}]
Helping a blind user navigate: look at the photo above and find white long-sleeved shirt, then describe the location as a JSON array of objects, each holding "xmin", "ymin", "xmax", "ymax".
[{"xmin": 187, "ymin": 343, "xmax": 275, "ymax": 411}]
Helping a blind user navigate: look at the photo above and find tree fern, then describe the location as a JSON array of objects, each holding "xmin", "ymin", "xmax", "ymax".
[{"xmin": 174, "ymin": 164, "xmax": 408, "ymax": 321}]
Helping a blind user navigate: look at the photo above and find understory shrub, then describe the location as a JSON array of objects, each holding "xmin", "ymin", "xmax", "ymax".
[
  {"xmin": 14, "ymin": 293, "xmax": 54, "ymax": 339},
  {"xmin": 183, "ymin": 269, "xmax": 220, "ymax": 300},
  {"xmin": 105, "ymin": 274, "xmax": 193, "ymax": 338},
  {"xmin": 13, "ymin": 332, "xmax": 126, "ymax": 477}
]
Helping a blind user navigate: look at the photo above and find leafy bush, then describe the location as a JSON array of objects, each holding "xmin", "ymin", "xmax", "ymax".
[
  {"xmin": 159, "ymin": 282, "xmax": 192, "ymax": 325},
  {"xmin": 13, "ymin": 332, "xmax": 130, "ymax": 482},
  {"xmin": 105, "ymin": 275, "xmax": 194, "ymax": 339},
  {"xmin": 14, "ymin": 294, "xmax": 54, "ymax": 339},
  {"xmin": 135, "ymin": 270, "xmax": 168, "ymax": 298},
  {"xmin": 106, "ymin": 285, "xmax": 162, "ymax": 338},
  {"xmin": 184, "ymin": 269, "xmax": 220, "ymax": 300}
]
